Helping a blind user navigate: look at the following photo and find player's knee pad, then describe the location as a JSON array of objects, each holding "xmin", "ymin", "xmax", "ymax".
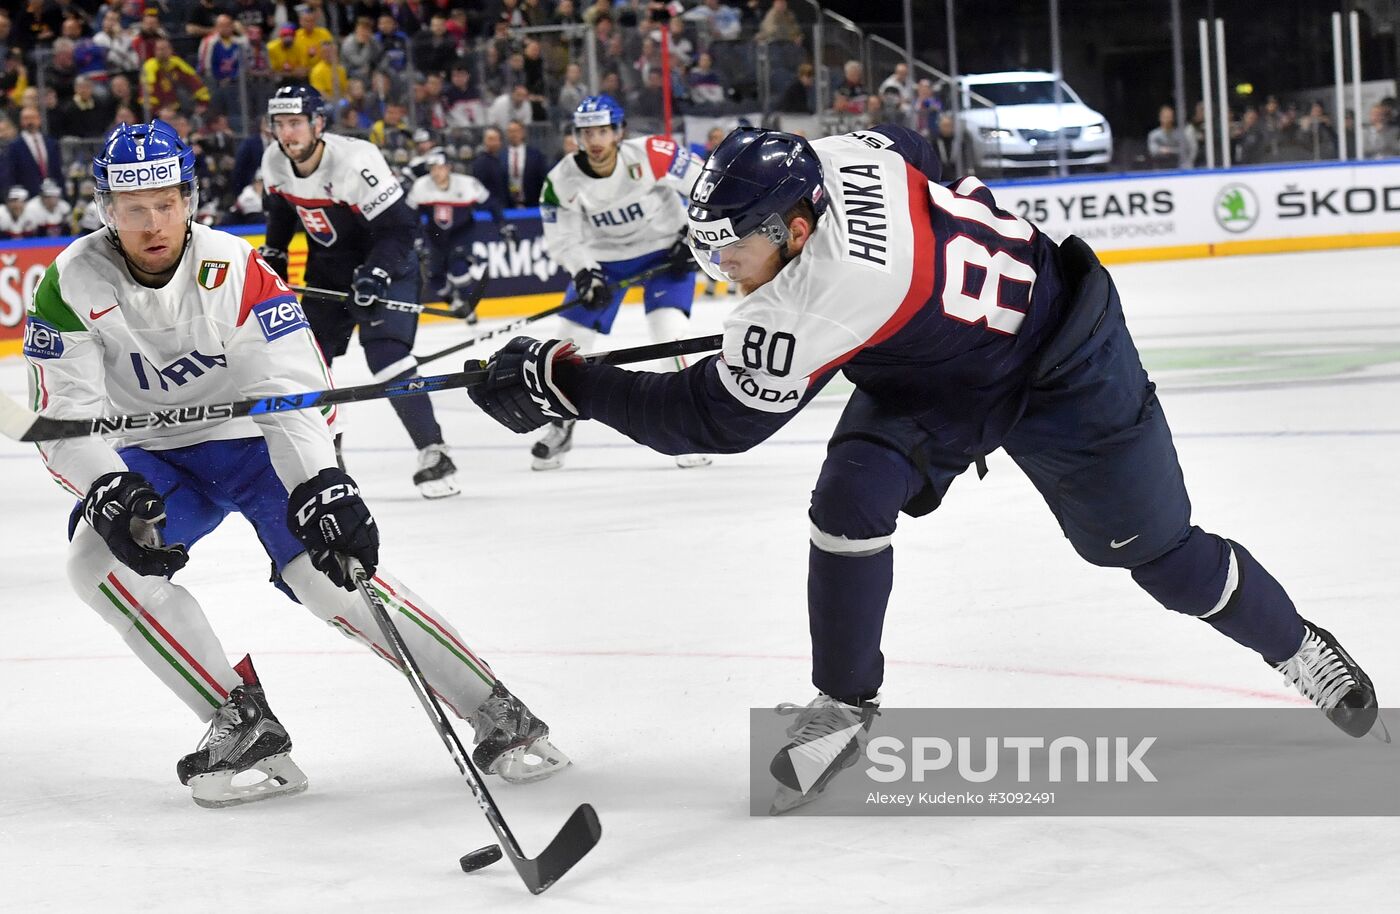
[
  {"xmin": 1130, "ymin": 525, "xmax": 1235, "ymax": 617},
  {"xmin": 645, "ymin": 306, "xmax": 691, "ymax": 346},
  {"xmin": 66, "ymin": 523, "xmax": 124, "ymax": 609},
  {"xmin": 279, "ymin": 553, "xmax": 359, "ymax": 627},
  {"xmin": 363, "ymin": 337, "xmax": 417, "ymax": 381},
  {"xmin": 809, "ymin": 439, "xmax": 919, "ymax": 555}
]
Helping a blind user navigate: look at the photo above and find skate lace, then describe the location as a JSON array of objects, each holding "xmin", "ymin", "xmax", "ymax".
[
  {"xmin": 1277, "ymin": 633, "xmax": 1356, "ymax": 710},
  {"xmin": 418, "ymin": 444, "xmax": 448, "ymax": 470},
  {"xmin": 197, "ymin": 699, "xmax": 244, "ymax": 752},
  {"xmin": 473, "ymin": 690, "xmax": 525, "ymax": 744},
  {"xmin": 776, "ymin": 696, "xmax": 864, "ymax": 742}
]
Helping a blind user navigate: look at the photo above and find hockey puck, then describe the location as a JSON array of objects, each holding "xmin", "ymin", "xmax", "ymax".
[{"xmin": 460, "ymin": 844, "xmax": 503, "ymax": 873}]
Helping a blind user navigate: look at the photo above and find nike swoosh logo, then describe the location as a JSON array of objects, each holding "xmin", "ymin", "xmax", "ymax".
[
  {"xmin": 1110, "ymin": 535, "xmax": 1141, "ymax": 549},
  {"xmin": 89, "ymin": 304, "xmax": 119, "ymax": 320}
]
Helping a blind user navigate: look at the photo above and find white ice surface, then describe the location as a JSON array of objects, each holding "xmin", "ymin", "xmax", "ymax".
[{"xmin": 2, "ymin": 248, "xmax": 1398, "ymax": 912}]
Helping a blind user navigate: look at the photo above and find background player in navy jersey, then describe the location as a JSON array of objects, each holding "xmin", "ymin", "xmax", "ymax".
[
  {"xmin": 407, "ymin": 151, "xmax": 517, "ymax": 324},
  {"xmin": 259, "ymin": 84, "xmax": 459, "ymax": 499},
  {"xmin": 466, "ymin": 125, "xmax": 1380, "ymax": 811}
]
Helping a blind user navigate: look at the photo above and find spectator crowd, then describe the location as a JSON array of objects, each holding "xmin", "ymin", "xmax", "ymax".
[{"xmin": 1, "ymin": 0, "xmax": 1398, "ymax": 238}]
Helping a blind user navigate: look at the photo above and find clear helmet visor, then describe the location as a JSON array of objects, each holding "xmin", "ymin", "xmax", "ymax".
[
  {"xmin": 686, "ymin": 211, "xmax": 790, "ymax": 284},
  {"xmin": 95, "ymin": 182, "xmax": 198, "ymax": 234}
]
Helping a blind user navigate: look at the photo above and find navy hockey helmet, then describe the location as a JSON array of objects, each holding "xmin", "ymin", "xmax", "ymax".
[
  {"xmin": 573, "ymin": 94, "xmax": 626, "ymax": 132},
  {"xmin": 91, "ymin": 118, "xmax": 199, "ymax": 232},
  {"xmin": 267, "ymin": 83, "xmax": 330, "ymax": 124},
  {"xmin": 686, "ymin": 127, "xmax": 828, "ymax": 283}
]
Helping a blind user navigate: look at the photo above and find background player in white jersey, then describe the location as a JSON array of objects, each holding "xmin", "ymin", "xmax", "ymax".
[
  {"xmin": 467, "ymin": 125, "xmax": 1378, "ymax": 811},
  {"xmin": 23, "ymin": 180, "xmax": 73, "ymax": 237},
  {"xmin": 533, "ymin": 94, "xmax": 710, "ymax": 470},
  {"xmin": 22, "ymin": 120, "xmax": 567, "ymax": 808},
  {"xmin": 0, "ymin": 186, "xmax": 35, "ymax": 238},
  {"xmin": 407, "ymin": 151, "xmax": 517, "ymax": 324},
  {"xmin": 259, "ymin": 85, "xmax": 458, "ymax": 499}
]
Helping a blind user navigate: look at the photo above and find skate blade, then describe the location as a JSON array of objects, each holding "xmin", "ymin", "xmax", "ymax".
[
  {"xmin": 531, "ymin": 455, "xmax": 567, "ymax": 471},
  {"xmin": 491, "ymin": 737, "xmax": 572, "ymax": 784},
  {"xmin": 416, "ymin": 477, "xmax": 462, "ymax": 499},
  {"xmin": 769, "ymin": 784, "xmax": 823, "ymax": 816},
  {"xmin": 675, "ymin": 454, "xmax": 712, "ymax": 469},
  {"xmin": 1368, "ymin": 713, "xmax": 1392, "ymax": 744},
  {"xmin": 189, "ymin": 753, "xmax": 309, "ymax": 809}
]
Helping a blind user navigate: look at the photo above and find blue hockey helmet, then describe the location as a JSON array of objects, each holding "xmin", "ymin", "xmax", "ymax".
[
  {"xmin": 686, "ymin": 128, "xmax": 828, "ymax": 283},
  {"xmin": 91, "ymin": 118, "xmax": 199, "ymax": 230},
  {"xmin": 573, "ymin": 94, "xmax": 625, "ymax": 132},
  {"xmin": 267, "ymin": 83, "xmax": 330, "ymax": 124}
]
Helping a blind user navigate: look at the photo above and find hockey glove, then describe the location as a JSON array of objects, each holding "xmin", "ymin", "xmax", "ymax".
[
  {"xmin": 571, "ymin": 267, "xmax": 611, "ymax": 312},
  {"xmin": 286, "ymin": 467, "xmax": 379, "ymax": 591},
  {"xmin": 258, "ymin": 246, "xmax": 289, "ymax": 282},
  {"xmin": 664, "ymin": 235, "xmax": 697, "ymax": 279},
  {"xmin": 82, "ymin": 471, "xmax": 190, "ymax": 578},
  {"xmin": 467, "ymin": 336, "xmax": 582, "ymax": 433},
  {"xmin": 498, "ymin": 222, "xmax": 519, "ymax": 244},
  {"xmin": 351, "ymin": 264, "xmax": 391, "ymax": 311}
]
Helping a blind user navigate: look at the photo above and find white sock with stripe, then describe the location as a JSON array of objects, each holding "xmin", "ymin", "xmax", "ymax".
[
  {"xmin": 67, "ymin": 524, "xmax": 240, "ymax": 720},
  {"xmin": 281, "ymin": 556, "xmax": 497, "ymax": 720}
]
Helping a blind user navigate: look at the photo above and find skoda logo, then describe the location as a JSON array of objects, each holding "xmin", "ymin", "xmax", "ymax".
[{"xmin": 1214, "ymin": 183, "xmax": 1259, "ymax": 233}]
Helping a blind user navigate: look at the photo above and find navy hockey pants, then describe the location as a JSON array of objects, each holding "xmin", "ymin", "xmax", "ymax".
[{"xmin": 807, "ymin": 265, "xmax": 1304, "ymax": 702}]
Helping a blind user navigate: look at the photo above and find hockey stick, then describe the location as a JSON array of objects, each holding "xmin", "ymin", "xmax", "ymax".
[
  {"xmin": 349, "ymin": 562, "xmax": 600, "ymax": 894},
  {"xmin": 0, "ymin": 334, "xmax": 724, "ymax": 443},
  {"xmin": 291, "ymin": 283, "xmax": 465, "ymax": 319},
  {"xmin": 410, "ymin": 263, "xmax": 673, "ymax": 369}
]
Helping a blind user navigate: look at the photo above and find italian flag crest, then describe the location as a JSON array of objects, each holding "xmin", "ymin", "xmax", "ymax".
[
  {"xmin": 198, "ymin": 260, "xmax": 230, "ymax": 290},
  {"xmin": 628, "ymin": 163, "xmax": 643, "ymax": 180}
]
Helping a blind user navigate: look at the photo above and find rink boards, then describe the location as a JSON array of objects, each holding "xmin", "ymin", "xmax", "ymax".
[{"xmin": 2, "ymin": 158, "xmax": 1397, "ymax": 358}]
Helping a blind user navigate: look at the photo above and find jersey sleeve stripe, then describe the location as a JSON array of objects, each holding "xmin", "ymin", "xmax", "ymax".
[
  {"xmin": 645, "ymin": 136, "xmax": 680, "ymax": 180},
  {"xmin": 236, "ymin": 249, "xmax": 298, "ymax": 327},
  {"xmin": 808, "ymin": 161, "xmax": 938, "ymax": 380}
]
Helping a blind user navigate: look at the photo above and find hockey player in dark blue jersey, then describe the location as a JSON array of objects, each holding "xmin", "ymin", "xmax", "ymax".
[
  {"xmin": 407, "ymin": 151, "xmax": 517, "ymax": 324},
  {"xmin": 260, "ymin": 84, "xmax": 459, "ymax": 499},
  {"xmin": 466, "ymin": 125, "xmax": 1380, "ymax": 811}
]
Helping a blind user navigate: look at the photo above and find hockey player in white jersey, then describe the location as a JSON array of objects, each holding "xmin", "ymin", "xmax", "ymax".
[
  {"xmin": 23, "ymin": 120, "xmax": 568, "ymax": 808},
  {"xmin": 407, "ymin": 152, "xmax": 516, "ymax": 323},
  {"xmin": 259, "ymin": 84, "xmax": 459, "ymax": 499},
  {"xmin": 533, "ymin": 94, "xmax": 710, "ymax": 470}
]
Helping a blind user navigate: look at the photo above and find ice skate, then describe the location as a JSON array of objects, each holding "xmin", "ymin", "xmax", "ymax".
[
  {"xmin": 675, "ymin": 453, "xmax": 712, "ymax": 469},
  {"xmin": 1275, "ymin": 622, "xmax": 1382, "ymax": 739},
  {"xmin": 470, "ymin": 681, "xmax": 570, "ymax": 783},
  {"xmin": 176, "ymin": 656, "xmax": 308, "ymax": 809},
  {"xmin": 768, "ymin": 692, "xmax": 880, "ymax": 815},
  {"xmin": 531, "ymin": 419, "xmax": 575, "ymax": 471},
  {"xmin": 413, "ymin": 443, "xmax": 460, "ymax": 499}
]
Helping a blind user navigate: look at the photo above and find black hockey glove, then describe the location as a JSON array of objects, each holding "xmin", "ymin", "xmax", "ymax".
[
  {"xmin": 286, "ymin": 467, "xmax": 379, "ymax": 591},
  {"xmin": 258, "ymin": 245, "xmax": 289, "ymax": 282},
  {"xmin": 82, "ymin": 471, "xmax": 190, "ymax": 578},
  {"xmin": 351, "ymin": 264, "xmax": 391, "ymax": 311},
  {"xmin": 571, "ymin": 267, "xmax": 611, "ymax": 311},
  {"xmin": 664, "ymin": 235, "xmax": 697, "ymax": 279},
  {"xmin": 498, "ymin": 222, "xmax": 519, "ymax": 244},
  {"xmin": 467, "ymin": 336, "xmax": 582, "ymax": 433}
]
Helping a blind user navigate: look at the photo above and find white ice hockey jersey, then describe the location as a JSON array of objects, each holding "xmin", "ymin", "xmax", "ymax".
[
  {"xmin": 539, "ymin": 135, "xmax": 704, "ymax": 274},
  {"xmin": 23, "ymin": 225, "xmax": 339, "ymax": 496},
  {"xmin": 407, "ymin": 172, "xmax": 490, "ymax": 235}
]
